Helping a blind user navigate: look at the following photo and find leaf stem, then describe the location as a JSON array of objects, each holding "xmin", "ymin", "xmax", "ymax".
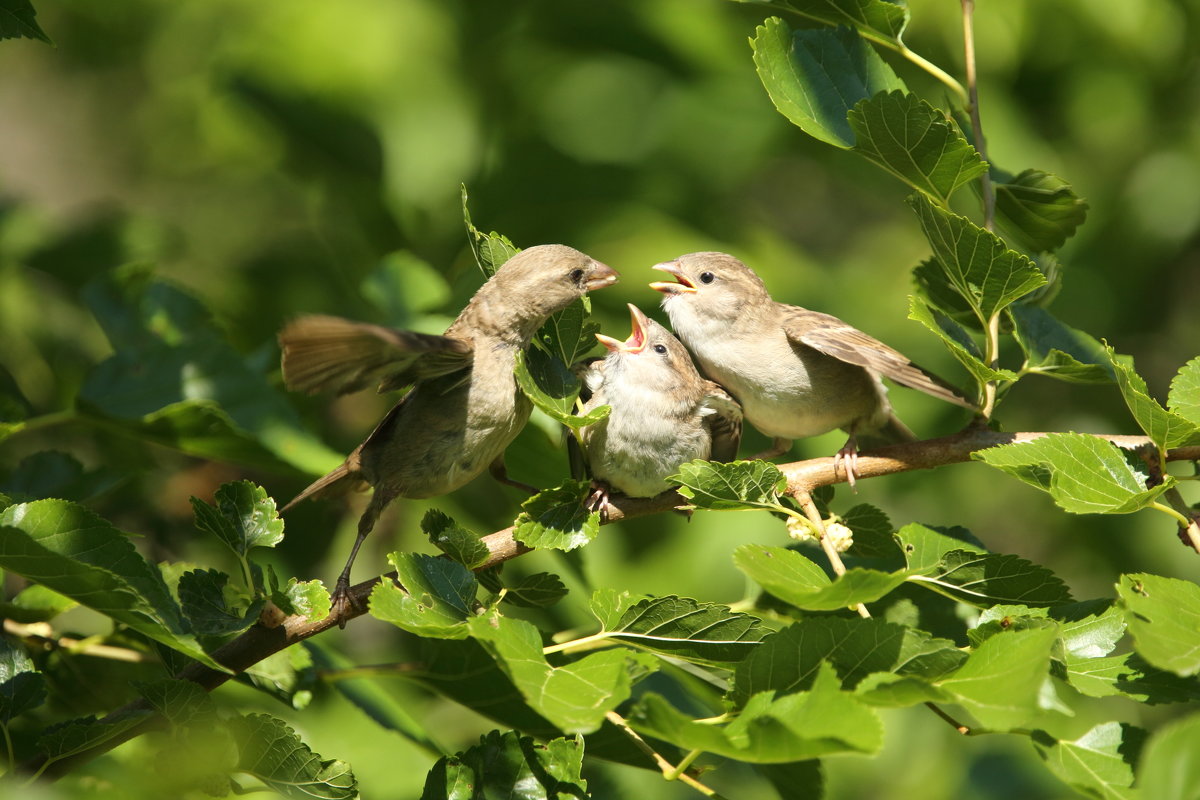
[
  {"xmin": 666, "ymin": 748, "xmax": 705, "ymax": 781},
  {"xmin": 1, "ymin": 723, "xmax": 13, "ymax": 774},
  {"xmin": 542, "ymin": 631, "xmax": 612, "ymax": 656},
  {"xmin": 604, "ymin": 711, "xmax": 730, "ymax": 799},
  {"xmin": 924, "ymin": 702, "xmax": 970, "ymax": 735},
  {"xmin": 4, "ymin": 409, "xmax": 75, "ymax": 437},
  {"xmin": 981, "ymin": 312, "xmax": 1002, "ymax": 418},
  {"xmin": 1149, "ymin": 502, "xmax": 1191, "ymax": 529},
  {"xmin": 961, "ymin": 0, "xmax": 995, "ymax": 231},
  {"xmin": 897, "ymin": 44, "xmax": 969, "ymax": 107}
]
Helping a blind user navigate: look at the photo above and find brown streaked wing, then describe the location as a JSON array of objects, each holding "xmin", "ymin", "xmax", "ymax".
[
  {"xmin": 780, "ymin": 304, "xmax": 975, "ymax": 410},
  {"xmin": 701, "ymin": 381, "xmax": 743, "ymax": 462},
  {"xmin": 279, "ymin": 314, "xmax": 472, "ymax": 395}
]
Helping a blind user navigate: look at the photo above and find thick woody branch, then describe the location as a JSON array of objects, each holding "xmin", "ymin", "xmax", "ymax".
[{"xmin": 34, "ymin": 428, "xmax": 1200, "ymax": 778}]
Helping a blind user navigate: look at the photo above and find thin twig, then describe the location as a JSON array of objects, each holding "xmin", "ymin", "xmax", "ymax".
[
  {"xmin": 795, "ymin": 492, "xmax": 870, "ymax": 619},
  {"xmin": 961, "ymin": 0, "xmax": 995, "ymax": 231},
  {"xmin": 603, "ymin": 711, "xmax": 729, "ymax": 799}
]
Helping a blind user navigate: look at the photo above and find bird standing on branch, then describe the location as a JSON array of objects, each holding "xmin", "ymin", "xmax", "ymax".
[
  {"xmin": 650, "ymin": 251, "xmax": 974, "ymax": 485},
  {"xmin": 573, "ymin": 303, "xmax": 742, "ymax": 512},
  {"xmin": 279, "ymin": 245, "xmax": 619, "ymax": 621}
]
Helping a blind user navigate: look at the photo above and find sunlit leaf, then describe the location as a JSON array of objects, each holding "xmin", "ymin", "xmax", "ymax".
[
  {"xmin": 1032, "ymin": 722, "xmax": 1141, "ymax": 800},
  {"xmin": 670, "ymin": 460, "xmax": 786, "ymax": 511},
  {"xmin": 751, "ymin": 20, "xmax": 905, "ymax": 148},
  {"xmin": 973, "ymin": 433, "xmax": 1174, "ymax": 514},
  {"xmin": 1117, "ymin": 573, "xmax": 1200, "ymax": 677},
  {"xmin": 1009, "ymin": 305, "xmax": 1114, "ymax": 384},
  {"xmin": 939, "ymin": 626, "xmax": 1058, "ymax": 730},
  {"xmin": 369, "ymin": 553, "xmax": 477, "ymax": 640},
  {"xmin": 190, "ymin": 481, "xmax": 285, "ymax": 558},
  {"xmin": 1108, "ymin": 347, "xmax": 1200, "ymax": 449},
  {"xmin": 513, "ymin": 481, "xmax": 599, "ymax": 552},
  {"xmin": 850, "ymin": 91, "xmax": 987, "ymax": 203},
  {"xmin": 1137, "ymin": 711, "xmax": 1200, "ymax": 800},
  {"xmin": 422, "ymin": 509, "xmax": 489, "ymax": 570},
  {"xmin": 0, "ymin": 637, "xmax": 46, "ymax": 723},
  {"xmin": 605, "ymin": 595, "xmax": 766, "ymax": 666},
  {"xmin": 229, "ymin": 713, "xmax": 357, "ymax": 800}
]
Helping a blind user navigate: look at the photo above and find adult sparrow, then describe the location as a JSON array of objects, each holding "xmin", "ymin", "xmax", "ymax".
[
  {"xmin": 279, "ymin": 244, "xmax": 619, "ymax": 620},
  {"xmin": 574, "ymin": 303, "xmax": 741, "ymax": 511},
  {"xmin": 650, "ymin": 252, "xmax": 973, "ymax": 485}
]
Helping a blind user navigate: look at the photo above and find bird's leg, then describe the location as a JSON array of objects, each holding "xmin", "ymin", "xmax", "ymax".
[
  {"xmin": 751, "ymin": 437, "xmax": 793, "ymax": 461},
  {"xmin": 585, "ymin": 480, "xmax": 615, "ymax": 522},
  {"xmin": 330, "ymin": 495, "xmax": 386, "ymax": 627},
  {"xmin": 834, "ymin": 433, "xmax": 860, "ymax": 491},
  {"xmin": 488, "ymin": 454, "xmax": 538, "ymax": 495}
]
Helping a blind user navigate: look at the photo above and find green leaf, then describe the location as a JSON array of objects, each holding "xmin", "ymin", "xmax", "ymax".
[
  {"xmin": 910, "ymin": 550, "xmax": 1073, "ymax": 608},
  {"xmin": 895, "ymin": 522, "xmax": 987, "ymax": 572},
  {"xmin": 1032, "ymin": 722, "xmax": 1142, "ymax": 800},
  {"xmin": 605, "ymin": 595, "xmax": 766, "ymax": 666},
  {"xmin": 0, "ymin": 0, "xmax": 51, "ymax": 43},
  {"xmin": 422, "ymin": 509, "xmax": 489, "ymax": 570},
  {"xmin": 670, "ymin": 459, "xmax": 787, "ymax": 511},
  {"xmin": 743, "ymin": 0, "xmax": 909, "ymax": 46},
  {"xmin": 939, "ymin": 625, "xmax": 1058, "ymax": 730},
  {"xmin": 0, "ymin": 582, "xmax": 77, "ymax": 623},
  {"xmin": 977, "ymin": 600, "xmax": 1124, "ymax": 659},
  {"xmin": 0, "ymin": 500, "xmax": 227, "ymax": 672},
  {"xmin": 229, "ymin": 713, "xmax": 356, "ymax": 800},
  {"xmin": 732, "ymin": 619, "xmax": 965, "ymax": 706},
  {"xmin": 0, "ymin": 637, "xmax": 46, "ymax": 723},
  {"xmin": 910, "ymin": 194, "xmax": 1047, "ymax": 322},
  {"xmin": 270, "ymin": 577, "xmax": 331, "ymax": 623},
  {"xmin": 468, "ymin": 610, "xmax": 654, "ymax": 734},
  {"xmin": 0, "ymin": 450, "xmax": 120, "ymax": 503},
  {"xmin": 994, "ymin": 169, "xmax": 1089, "ymax": 253},
  {"xmin": 536, "ymin": 299, "xmax": 601, "ymax": 372},
  {"xmin": 39, "ymin": 713, "xmax": 154, "ymax": 763},
  {"xmin": 908, "ymin": 296, "xmax": 1017, "ymax": 385},
  {"xmin": 973, "ymin": 432, "xmax": 1174, "ymax": 514},
  {"xmin": 513, "ymin": 482, "xmax": 600, "ymax": 552},
  {"xmin": 1064, "ymin": 652, "xmax": 1200, "ymax": 704},
  {"xmin": 757, "ymin": 760, "xmax": 825, "ymax": 800},
  {"xmin": 514, "ymin": 347, "xmax": 603, "ymax": 430},
  {"xmin": 135, "ymin": 677, "xmax": 219, "ymax": 728},
  {"xmin": 1137, "ymin": 711, "xmax": 1200, "ymax": 800},
  {"xmin": 190, "ymin": 481, "xmax": 284, "ymax": 559},
  {"xmin": 1169, "ymin": 356, "xmax": 1200, "ymax": 428},
  {"xmin": 841, "ymin": 503, "xmax": 901, "ymax": 558},
  {"xmin": 421, "ymin": 730, "xmax": 588, "ymax": 800},
  {"xmin": 178, "ymin": 569, "xmax": 260, "ymax": 636},
  {"xmin": 631, "ymin": 663, "xmax": 883, "ymax": 763},
  {"xmin": 501, "ymin": 572, "xmax": 569, "ymax": 609},
  {"xmin": 369, "ymin": 553, "xmax": 477, "ymax": 640},
  {"xmin": 750, "ymin": 20, "xmax": 905, "ymax": 149},
  {"xmin": 243, "ymin": 646, "xmax": 316, "ymax": 710},
  {"xmin": 734, "ymin": 545, "xmax": 908, "ymax": 610},
  {"xmin": 1009, "ymin": 305, "xmax": 1115, "ymax": 384},
  {"xmin": 850, "ymin": 91, "xmax": 987, "ymax": 203},
  {"xmin": 462, "ymin": 185, "xmax": 520, "ymax": 278},
  {"xmin": 1117, "ymin": 573, "xmax": 1200, "ymax": 677},
  {"xmin": 1108, "ymin": 347, "xmax": 1200, "ymax": 449},
  {"xmin": 589, "ymin": 588, "xmax": 644, "ymax": 630}
]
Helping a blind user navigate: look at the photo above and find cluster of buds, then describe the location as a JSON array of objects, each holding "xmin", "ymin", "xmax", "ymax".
[{"xmin": 785, "ymin": 516, "xmax": 854, "ymax": 553}]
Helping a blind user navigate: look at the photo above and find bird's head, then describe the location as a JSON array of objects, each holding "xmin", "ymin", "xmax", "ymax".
[
  {"xmin": 595, "ymin": 303, "xmax": 700, "ymax": 390},
  {"xmin": 649, "ymin": 252, "xmax": 772, "ymax": 328}
]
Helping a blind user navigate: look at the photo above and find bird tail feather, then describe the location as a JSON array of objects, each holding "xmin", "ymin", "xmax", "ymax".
[{"xmin": 281, "ymin": 461, "xmax": 356, "ymax": 513}]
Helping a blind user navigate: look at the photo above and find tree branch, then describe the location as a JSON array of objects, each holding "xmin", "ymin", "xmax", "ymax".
[{"xmin": 33, "ymin": 427, "xmax": 1200, "ymax": 778}]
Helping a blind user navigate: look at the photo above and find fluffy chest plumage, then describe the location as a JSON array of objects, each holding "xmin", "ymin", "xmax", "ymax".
[{"xmin": 581, "ymin": 378, "xmax": 711, "ymax": 498}]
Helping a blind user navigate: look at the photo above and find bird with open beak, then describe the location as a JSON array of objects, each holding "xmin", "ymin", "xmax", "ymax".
[
  {"xmin": 650, "ymin": 252, "xmax": 974, "ymax": 486},
  {"xmin": 574, "ymin": 303, "xmax": 741, "ymax": 512},
  {"xmin": 279, "ymin": 244, "xmax": 619, "ymax": 622}
]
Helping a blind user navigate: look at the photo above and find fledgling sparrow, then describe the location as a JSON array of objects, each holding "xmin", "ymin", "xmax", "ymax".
[
  {"xmin": 650, "ymin": 252, "xmax": 974, "ymax": 485},
  {"xmin": 574, "ymin": 303, "xmax": 741, "ymax": 512},
  {"xmin": 279, "ymin": 244, "xmax": 619, "ymax": 621}
]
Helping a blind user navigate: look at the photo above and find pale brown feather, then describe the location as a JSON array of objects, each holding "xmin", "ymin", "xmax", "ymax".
[
  {"xmin": 701, "ymin": 380, "xmax": 743, "ymax": 461},
  {"xmin": 780, "ymin": 305, "xmax": 975, "ymax": 410}
]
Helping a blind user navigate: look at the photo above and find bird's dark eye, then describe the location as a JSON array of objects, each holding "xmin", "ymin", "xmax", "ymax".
[
  {"xmin": 699, "ymin": 272, "xmax": 715, "ymax": 284},
  {"xmin": 653, "ymin": 344, "xmax": 668, "ymax": 354},
  {"xmin": 569, "ymin": 268, "xmax": 585, "ymax": 284}
]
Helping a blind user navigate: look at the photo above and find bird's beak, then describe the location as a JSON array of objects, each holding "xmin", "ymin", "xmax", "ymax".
[
  {"xmin": 596, "ymin": 303, "xmax": 650, "ymax": 354},
  {"xmin": 585, "ymin": 260, "xmax": 620, "ymax": 291},
  {"xmin": 649, "ymin": 261, "xmax": 696, "ymax": 294}
]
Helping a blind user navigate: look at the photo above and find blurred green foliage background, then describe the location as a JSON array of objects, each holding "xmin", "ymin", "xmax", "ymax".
[{"xmin": 1, "ymin": 0, "xmax": 1198, "ymax": 797}]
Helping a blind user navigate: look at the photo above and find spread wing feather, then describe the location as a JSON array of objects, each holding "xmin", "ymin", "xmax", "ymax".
[{"xmin": 279, "ymin": 314, "xmax": 472, "ymax": 395}]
